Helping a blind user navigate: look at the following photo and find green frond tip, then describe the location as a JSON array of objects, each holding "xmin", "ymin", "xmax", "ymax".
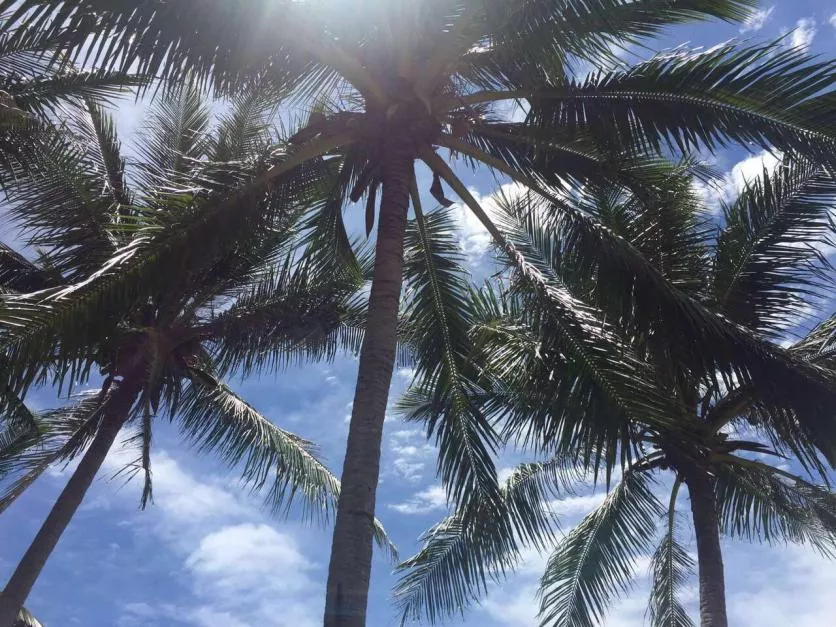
[
  {"xmin": 175, "ymin": 379, "xmax": 398, "ymax": 561},
  {"xmin": 538, "ymin": 471, "xmax": 663, "ymax": 627},
  {"xmin": 15, "ymin": 607, "xmax": 43, "ymax": 627},
  {"xmin": 394, "ymin": 455, "xmax": 584, "ymax": 624},
  {"xmin": 649, "ymin": 481, "xmax": 695, "ymax": 627},
  {"xmin": 715, "ymin": 458, "xmax": 836, "ymax": 555},
  {"xmin": 649, "ymin": 532, "xmax": 695, "ymax": 627},
  {"xmin": 176, "ymin": 380, "xmax": 341, "ymax": 521}
]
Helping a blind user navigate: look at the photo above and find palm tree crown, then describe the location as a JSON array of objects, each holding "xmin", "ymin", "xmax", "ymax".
[
  {"xmin": 0, "ymin": 88, "xmax": 396, "ymax": 624},
  {"xmin": 395, "ymin": 157, "xmax": 836, "ymax": 627},
  {"xmin": 0, "ymin": 2, "xmax": 835, "ymax": 625}
]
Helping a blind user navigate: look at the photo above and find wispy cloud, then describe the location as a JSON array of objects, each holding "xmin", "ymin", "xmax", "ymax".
[
  {"xmin": 740, "ymin": 5, "xmax": 774, "ymax": 32},
  {"xmin": 389, "ymin": 484, "xmax": 448, "ymax": 514},
  {"xmin": 98, "ymin": 447, "xmax": 324, "ymax": 627},
  {"xmin": 789, "ymin": 18, "xmax": 817, "ymax": 51}
]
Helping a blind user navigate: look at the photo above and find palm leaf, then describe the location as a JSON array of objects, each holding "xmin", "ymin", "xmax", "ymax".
[
  {"xmin": 0, "ymin": 392, "xmax": 103, "ymax": 514},
  {"xmin": 175, "ymin": 378, "xmax": 397, "ymax": 559},
  {"xmin": 400, "ymin": 192, "xmax": 501, "ymax": 509},
  {"xmin": 394, "ymin": 454, "xmax": 584, "ymax": 624},
  {"xmin": 714, "ymin": 456, "xmax": 836, "ymax": 555},
  {"xmin": 206, "ymin": 255, "xmax": 366, "ymax": 377},
  {"xmin": 712, "ymin": 157, "xmax": 836, "ymax": 339},
  {"xmin": 176, "ymin": 378, "xmax": 340, "ymax": 521},
  {"xmin": 538, "ymin": 470, "xmax": 663, "ymax": 627},
  {"xmin": 523, "ymin": 42, "xmax": 836, "ymax": 161},
  {"xmin": 648, "ymin": 480, "xmax": 695, "ymax": 627}
]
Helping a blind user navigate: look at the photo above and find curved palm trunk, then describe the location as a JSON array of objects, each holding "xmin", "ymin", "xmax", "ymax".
[
  {"xmin": 0, "ymin": 377, "xmax": 141, "ymax": 627},
  {"xmin": 686, "ymin": 470, "xmax": 728, "ymax": 627},
  {"xmin": 324, "ymin": 149, "xmax": 412, "ymax": 627}
]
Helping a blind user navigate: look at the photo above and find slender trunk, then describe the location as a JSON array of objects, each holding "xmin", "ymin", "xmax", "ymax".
[
  {"xmin": 686, "ymin": 469, "xmax": 728, "ymax": 627},
  {"xmin": 0, "ymin": 377, "xmax": 141, "ymax": 627},
  {"xmin": 323, "ymin": 148, "xmax": 412, "ymax": 627}
]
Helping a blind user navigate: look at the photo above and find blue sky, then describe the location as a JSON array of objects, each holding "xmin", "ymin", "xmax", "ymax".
[{"xmin": 2, "ymin": 3, "xmax": 836, "ymax": 626}]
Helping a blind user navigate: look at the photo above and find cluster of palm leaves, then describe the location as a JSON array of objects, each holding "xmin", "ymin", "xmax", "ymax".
[
  {"xmin": 0, "ymin": 1, "xmax": 833, "ymax": 627},
  {"xmin": 395, "ymin": 159, "xmax": 836, "ymax": 627}
]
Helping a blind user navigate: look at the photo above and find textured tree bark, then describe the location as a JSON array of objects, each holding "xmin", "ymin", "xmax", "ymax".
[
  {"xmin": 0, "ymin": 377, "xmax": 142, "ymax": 627},
  {"xmin": 323, "ymin": 149, "xmax": 412, "ymax": 627},
  {"xmin": 686, "ymin": 469, "xmax": 729, "ymax": 627}
]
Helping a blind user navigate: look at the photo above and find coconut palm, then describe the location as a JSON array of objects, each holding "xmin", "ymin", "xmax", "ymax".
[
  {"xmin": 2, "ymin": 2, "xmax": 836, "ymax": 624},
  {"xmin": 0, "ymin": 89, "xmax": 398, "ymax": 626},
  {"xmin": 394, "ymin": 158, "xmax": 836, "ymax": 626}
]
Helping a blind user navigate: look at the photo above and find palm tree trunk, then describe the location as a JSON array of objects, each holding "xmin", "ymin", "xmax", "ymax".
[
  {"xmin": 323, "ymin": 149, "xmax": 412, "ymax": 627},
  {"xmin": 0, "ymin": 377, "xmax": 141, "ymax": 627},
  {"xmin": 686, "ymin": 469, "xmax": 728, "ymax": 627}
]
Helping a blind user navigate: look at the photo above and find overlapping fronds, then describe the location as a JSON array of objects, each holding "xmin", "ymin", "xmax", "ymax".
[
  {"xmin": 712, "ymin": 158, "xmax": 836, "ymax": 339},
  {"xmin": 207, "ymin": 255, "xmax": 365, "ymax": 376},
  {"xmin": 525, "ymin": 43, "xmax": 836, "ymax": 161},
  {"xmin": 400, "ymin": 200, "xmax": 501, "ymax": 508}
]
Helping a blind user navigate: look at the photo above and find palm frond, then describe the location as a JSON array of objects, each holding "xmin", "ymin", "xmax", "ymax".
[
  {"xmin": 0, "ymin": 136, "xmax": 343, "ymax": 389},
  {"xmin": 648, "ymin": 479, "xmax": 695, "ymax": 627},
  {"xmin": 492, "ymin": 0, "xmax": 753, "ymax": 71},
  {"xmin": 0, "ymin": 392, "xmax": 103, "ymax": 514},
  {"xmin": 8, "ymin": 69, "xmax": 144, "ymax": 118},
  {"xmin": 394, "ymin": 454, "xmax": 584, "ymax": 624},
  {"xmin": 176, "ymin": 379, "xmax": 340, "ymax": 520},
  {"xmin": 5, "ymin": 120, "xmax": 119, "ymax": 281},
  {"xmin": 714, "ymin": 456, "xmax": 836, "ymax": 555},
  {"xmin": 0, "ymin": 1, "xmax": 351, "ymax": 100},
  {"xmin": 400, "ymin": 191, "xmax": 501, "ymax": 509},
  {"xmin": 712, "ymin": 157, "xmax": 836, "ymax": 339},
  {"xmin": 176, "ymin": 378, "xmax": 397, "ymax": 557},
  {"xmin": 135, "ymin": 85, "xmax": 211, "ymax": 192},
  {"xmin": 538, "ymin": 470, "xmax": 663, "ymax": 627},
  {"xmin": 0, "ymin": 244, "xmax": 55, "ymax": 293},
  {"xmin": 206, "ymin": 255, "xmax": 365, "ymax": 377},
  {"xmin": 471, "ymin": 211, "xmax": 670, "ymax": 473},
  {"xmin": 524, "ymin": 42, "xmax": 836, "ymax": 161}
]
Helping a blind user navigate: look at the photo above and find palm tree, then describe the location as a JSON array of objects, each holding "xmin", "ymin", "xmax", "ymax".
[
  {"xmin": 394, "ymin": 158, "xmax": 836, "ymax": 626},
  {"xmin": 0, "ymin": 89, "xmax": 396, "ymax": 626},
  {"xmin": 2, "ymin": 3, "xmax": 836, "ymax": 624}
]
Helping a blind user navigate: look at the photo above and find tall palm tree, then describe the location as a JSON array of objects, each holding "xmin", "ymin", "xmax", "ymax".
[
  {"xmin": 2, "ymin": 3, "xmax": 836, "ymax": 624},
  {"xmin": 0, "ymin": 90, "xmax": 396, "ymax": 626},
  {"xmin": 394, "ymin": 158, "xmax": 836, "ymax": 626}
]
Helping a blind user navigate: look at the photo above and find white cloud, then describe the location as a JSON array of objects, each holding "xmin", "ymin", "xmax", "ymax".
[
  {"xmin": 546, "ymin": 492, "xmax": 607, "ymax": 519},
  {"xmin": 830, "ymin": 13, "xmax": 836, "ymax": 29},
  {"xmin": 452, "ymin": 181, "xmax": 531, "ymax": 265},
  {"xmin": 389, "ymin": 484, "xmax": 448, "ymax": 514},
  {"xmin": 728, "ymin": 545, "xmax": 836, "ymax": 627},
  {"xmin": 100, "ymin": 448, "xmax": 324, "ymax": 627},
  {"xmin": 696, "ymin": 150, "xmax": 782, "ymax": 212},
  {"xmin": 186, "ymin": 524, "xmax": 314, "ymax": 598},
  {"xmin": 387, "ymin": 427, "xmax": 435, "ymax": 483},
  {"xmin": 497, "ymin": 466, "xmax": 516, "ymax": 485},
  {"xmin": 790, "ymin": 18, "xmax": 817, "ymax": 51},
  {"xmin": 740, "ymin": 6, "xmax": 774, "ymax": 32}
]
